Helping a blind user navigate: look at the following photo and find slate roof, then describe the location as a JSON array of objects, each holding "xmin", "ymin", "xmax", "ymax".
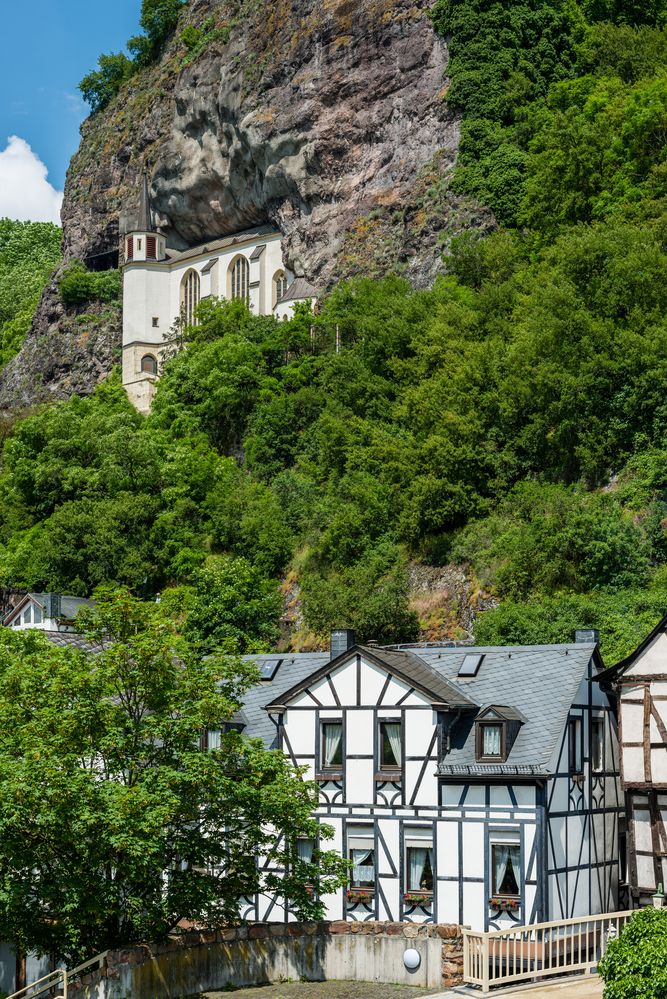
[
  {"xmin": 242, "ymin": 641, "xmax": 600, "ymax": 776},
  {"xmin": 276, "ymin": 276, "xmax": 318, "ymax": 304},
  {"xmin": 42, "ymin": 631, "xmax": 106, "ymax": 653},
  {"xmin": 165, "ymin": 225, "xmax": 278, "ymax": 265}
]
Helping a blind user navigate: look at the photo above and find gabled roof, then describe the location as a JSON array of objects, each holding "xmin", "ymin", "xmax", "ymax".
[
  {"xmin": 264, "ymin": 644, "xmax": 478, "ymax": 713},
  {"xmin": 596, "ymin": 613, "xmax": 667, "ymax": 683},
  {"xmin": 477, "ymin": 704, "xmax": 527, "ymax": 723},
  {"xmin": 3, "ymin": 593, "xmax": 95, "ymax": 626}
]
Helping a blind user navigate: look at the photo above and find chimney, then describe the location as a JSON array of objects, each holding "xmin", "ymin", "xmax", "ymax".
[
  {"xmin": 330, "ymin": 629, "xmax": 356, "ymax": 661},
  {"xmin": 575, "ymin": 629, "xmax": 599, "ymax": 645}
]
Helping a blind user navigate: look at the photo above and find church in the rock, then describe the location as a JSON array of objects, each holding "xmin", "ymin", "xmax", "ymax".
[{"xmin": 122, "ymin": 176, "xmax": 317, "ymax": 412}]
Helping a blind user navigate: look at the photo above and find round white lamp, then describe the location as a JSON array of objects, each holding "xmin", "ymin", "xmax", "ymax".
[{"xmin": 404, "ymin": 948, "xmax": 421, "ymax": 971}]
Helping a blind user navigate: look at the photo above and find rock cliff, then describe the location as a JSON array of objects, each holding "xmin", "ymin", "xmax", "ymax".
[{"xmin": 0, "ymin": 0, "xmax": 490, "ymax": 410}]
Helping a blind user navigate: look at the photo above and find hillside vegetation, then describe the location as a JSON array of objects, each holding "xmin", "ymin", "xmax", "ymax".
[
  {"xmin": 1, "ymin": 0, "xmax": 666, "ymax": 663},
  {"xmin": 0, "ymin": 220, "xmax": 61, "ymax": 371}
]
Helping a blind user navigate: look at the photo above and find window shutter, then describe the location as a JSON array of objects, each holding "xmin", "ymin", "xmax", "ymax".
[
  {"xmin": 146, "ymin": 236, "xmax": 157, "ymax": 259},
  {"xmin": 127, "ymin": 236, "xmax": 134, "ymax": 261}
]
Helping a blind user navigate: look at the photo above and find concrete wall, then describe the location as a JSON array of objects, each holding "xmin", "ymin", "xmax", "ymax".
[{"xmin": 72, "ymin": 922, "xmax": 463, "ymax": 999}]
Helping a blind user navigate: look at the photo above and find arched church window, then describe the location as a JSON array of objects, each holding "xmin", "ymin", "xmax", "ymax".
[
  {"xmin": 141, "ymin": 354, "xmax": 158, "ymax": 376},
  {"xmin": 273, "ymin": 270, "xmax": 288, "ymax": 307},
  {"xmin": 181, "ymin": 269, "xmax": 201, "ymax": 327},
  {"xmin": 229, "ymin": 255, "xmax": 250, "ymax": 304}
]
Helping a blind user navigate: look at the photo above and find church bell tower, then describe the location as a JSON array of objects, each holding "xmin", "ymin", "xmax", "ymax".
[{"xmin": 122, "ymin": 172, "xmax": 168, "ymax": 415}]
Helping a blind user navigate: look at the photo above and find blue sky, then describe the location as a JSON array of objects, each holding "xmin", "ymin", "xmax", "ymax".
[{"xmin": 0, "ymin": 0, "xmax": 142, "ymax": 222}]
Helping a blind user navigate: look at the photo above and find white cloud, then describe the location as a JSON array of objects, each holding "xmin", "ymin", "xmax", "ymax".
[{"xmin": 0, "ymin": 136, "xmax": 63, "ymax": 225}]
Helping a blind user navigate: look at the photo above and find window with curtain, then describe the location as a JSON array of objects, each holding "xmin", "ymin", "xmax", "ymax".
[
  {"xmin": 348, "ymin": 826, "xmax": 375, "ymax": 888},
  {"xmin": 230, "ymin": 256, "xmax": 250, "ymax": 303},
  {"xmin": 406, "ymin": 843, "xmax": 434, "ymax": 892},
  {"xmin": 482, "ymin": 723, "xmax": 502, "ymax": 758},
  {"xmin": 380, "ymin": 720, "xmax": 402, "ymax": 770},
  {"xmin": 491, "ymin": 842, "xmax": 520, "ymax": 896},
  {"xmin": 321, "ymin": 721, "xmax": 343, "ymax": 770},
  {"xmin": 296, "ymin": 838, "xmax": 315, "ymax": 864}
]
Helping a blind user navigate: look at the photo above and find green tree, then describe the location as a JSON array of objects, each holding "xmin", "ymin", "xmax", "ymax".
[
  {"xmin": 599, "ymin": 908, "xmax": 667, "ymax": 998},
  {"xmin": 162, "ymin": 555, "xmax": 283, "ymax": 654},
  {"xmin": 78, "ymin": 53, "xmax": 135, "ymax": 112},
  {"xmin": 0, "ymin": 589, "xmax": 347, "ymax": 963}
]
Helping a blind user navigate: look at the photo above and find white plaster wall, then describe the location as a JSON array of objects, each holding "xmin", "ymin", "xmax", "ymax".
[{"xmin": 624, "ymin": 632, "xmax": 667, "ymax": 676}]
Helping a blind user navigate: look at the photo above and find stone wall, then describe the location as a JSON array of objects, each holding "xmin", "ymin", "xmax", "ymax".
[{"xmin": 72, "ymin": 921, "xmax": 464, "ymax": 999}]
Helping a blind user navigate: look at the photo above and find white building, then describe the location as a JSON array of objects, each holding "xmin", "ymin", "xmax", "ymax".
[
  {"xmin": 238, "ymin": 631, "xmax": 622, "ymax": 930},
  {"xmin": 122, "ymin": 175, "xmax": 317, "ymax": 413},
  {"xmin": 2, "ymin": 593, "xmax": 94, "ymax": 634},
  {"xmin": 600, "ymin": 614, "xmax": 667, "ymax": 905}
]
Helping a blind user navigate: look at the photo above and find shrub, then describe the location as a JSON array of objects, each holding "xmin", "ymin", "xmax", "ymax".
[
  {"xmin": 59, "ymin": 263, "xmax": 121, "ymax": 306},
  {"xmin": 599, "ymin": 908, "xmax": 667, "ymax": 998},
  {"xmin": 78, "ymin": 53, "xmax": 134, "ymax": 113}
]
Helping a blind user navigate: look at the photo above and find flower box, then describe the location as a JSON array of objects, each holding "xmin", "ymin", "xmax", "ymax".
[
  {"xmin": 347, "ymin": 889, "xmax": 374, "ymax": 905},
  {"xmin": 403, "ymin": 892, "xmax": 433, "ymax": 907},
  {"xmin": 489, "ymin": 897, "xmax": 520, "ymax": 911}
]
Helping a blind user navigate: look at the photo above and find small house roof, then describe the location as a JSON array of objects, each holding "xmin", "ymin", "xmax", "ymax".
[
  {"xmin": 3, "ymin": 593, "xmax": 95, "ymax": 626},
  {"xmin": 276, "ymin": 276, "xmax": 317, "ymax": 304}
]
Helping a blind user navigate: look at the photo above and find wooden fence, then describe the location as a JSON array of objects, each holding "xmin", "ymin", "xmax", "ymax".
[{"xmin": 463, "ymin": 910, "xmax": 635, "ymax": 993}]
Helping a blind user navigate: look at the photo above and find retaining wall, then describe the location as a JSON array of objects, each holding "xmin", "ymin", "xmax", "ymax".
[{"xmin": 73, "ymin": 921, "xmax": 464, "ymax": 999}]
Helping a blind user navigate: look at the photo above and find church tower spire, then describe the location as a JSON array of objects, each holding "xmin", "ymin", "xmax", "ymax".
[{"xmin": 137, "ymin": 171, "xmax": 155, "ymax": 233}]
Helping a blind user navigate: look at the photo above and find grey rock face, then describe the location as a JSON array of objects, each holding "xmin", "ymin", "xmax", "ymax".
[{"xmin": 0, "ymin": 0, "xmax": 491, "ymax": 410}]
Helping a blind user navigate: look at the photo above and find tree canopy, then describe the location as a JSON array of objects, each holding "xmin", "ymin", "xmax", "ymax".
[{"xmin": 0, "ymin": 588, "xmax": 347, "ymax": 963}]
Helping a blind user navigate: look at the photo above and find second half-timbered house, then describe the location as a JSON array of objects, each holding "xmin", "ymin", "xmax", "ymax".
[
  {"xmin": 236, "ymin": 632, "xmax": 622, "ymax": 931},
  {"xmin": 598, "ymin": 614, "xmax": 667, "ymax": 905}
]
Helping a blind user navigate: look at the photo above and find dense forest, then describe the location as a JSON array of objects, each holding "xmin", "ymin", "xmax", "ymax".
[{"xmin": 1, "ymin": 0, "xmax": 667, "ymax": 663}]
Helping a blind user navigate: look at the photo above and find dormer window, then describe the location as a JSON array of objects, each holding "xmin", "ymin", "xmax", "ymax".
[
  {"xmin": 478, "ymin": 723, "xmax": 504, "ymax": 761},
  {"xmin": 475, "ymin": 706, "xmax": 525, "ymax": 764}
]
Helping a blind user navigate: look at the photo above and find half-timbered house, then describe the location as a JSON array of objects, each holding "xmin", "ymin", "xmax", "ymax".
[
  {"xmin": 236, "ymin": 632, "xmax": 622, "ymax": 931},
  {"xmin": 598, "ymin": 613, "xmax": 667, "ymax": 905}
]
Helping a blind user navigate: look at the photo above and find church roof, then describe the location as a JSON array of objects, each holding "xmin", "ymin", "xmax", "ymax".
[{"xmin": 166, "ymin": 225, "xmax": 278, "ymax": 265}]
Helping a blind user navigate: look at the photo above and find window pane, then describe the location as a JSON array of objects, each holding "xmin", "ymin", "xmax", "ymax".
[
  {"xmin": 406, "ymin": 846, "xmax": 434, "ymax": 892},
  {"xmin": 33, "ymin": 605, "xmax": 42, "ymax": 624},
  {"xmin": 322, "ymin": 722, "xmax": 343, "ymax": 768},
  {"xmin": 483, "ymin": 725, "xmax": 502, "ymax": 756},
  {"xmin": 592, "ymin": 719, "xmax": 604, "ymax": 772},
  {"xmin": 381, "ymin": 722, "xmax": 401, "ymax": 768},
  {"xmin": 350, "ymin": 847, "xmax": 375, "ymax": 887},
  {"xmin": 492, "ymin": 844, "xmax": 520, "ymax": 896},
  {"xmin": 297, "ymin": 838, "xmax": 314, "ymax": 864}
]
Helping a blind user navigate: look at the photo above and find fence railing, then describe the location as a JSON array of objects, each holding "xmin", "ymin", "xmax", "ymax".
[
  {"xmin": 6, "ymin": 951, "xmax": 107, "ymax": 999},
  {"xmin": 463, "ymin": 909, "xmax": 635, "ymax": 993}
]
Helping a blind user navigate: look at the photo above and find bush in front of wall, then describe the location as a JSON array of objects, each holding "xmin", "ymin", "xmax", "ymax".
[
  {"xmin": 599, "ymin": 908, "xmax": 667, "ymax": 998},
  {"xmin": 59, "ymin": 262, "xmax": 121, "ymax": 307}
]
